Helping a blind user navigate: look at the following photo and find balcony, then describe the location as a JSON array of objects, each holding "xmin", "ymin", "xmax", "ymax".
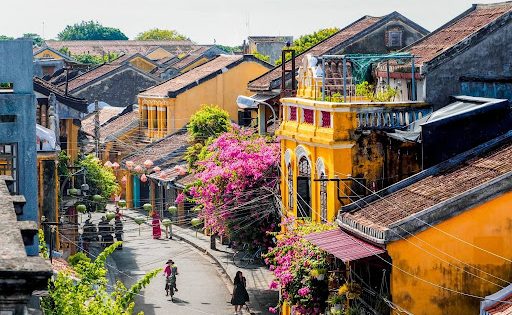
[{"xmin": 277, "ymin": 53, "xmax": 431, "ymax": 144}]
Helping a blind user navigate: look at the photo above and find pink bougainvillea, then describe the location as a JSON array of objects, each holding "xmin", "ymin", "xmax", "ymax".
[{"xmin": 179, "ymin": 125, "xmax": 280, "ymax": 246}]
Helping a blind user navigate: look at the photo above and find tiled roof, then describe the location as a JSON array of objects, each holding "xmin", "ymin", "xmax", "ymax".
[
  {"xmin": 44, "ymin": 40, "xmax": 196, "ymax": 56},
  {"xmin": 33, "ymin": 77, "xmax": 88, "ymax": 112},
  {"xmin": 64, "ymin": 64, "xmax": 122, "ymax": 91},
  {"xmin": 486, "ymin": 296, "xmax": 512, "ymax": 315},
  {"xmin": 248, "ymin": 16, "xmax": 381, "ymax": 91},
  {"xmin": 171, "ymin": 46, "xmax": 211, "ymax": 70},
  {"xmin": 101, "ymin": 110, "xmax": 140, "ymax": 142},
  {"xmin": 406, "ymin": 2, "xmax": 512, "ymax": 65},
  {"xmin": 81, "ymin": 107, "xmax": 126, "ymax": 136},
  {"xmin": 122, "ymin": 128, "xmax": 189, "ymax": 167},
  {"xmin": 340, "ymin": 140, "xmax": 512, "ymax": 234},
  {"xmin": 139, "ymin": 55, "xmax": 244, "ymax": 97},
  {"xmin": 148, "ymin": 165, "xmax": 187, "ymax": 182},
  {"xmin": 175, "ymin": 173, "xmax": 197, "ymax": 188}
]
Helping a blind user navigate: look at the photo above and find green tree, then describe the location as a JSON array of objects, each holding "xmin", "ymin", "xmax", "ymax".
[
  {"xmin": 41, "ymin": 242, "xmax": 160, "ymax": 315},
  {"xmin": 251, "ymin": 50, "xmax": 271, "ymax": 64},
  {"xmin": 276, "ymin": 27, "xmax": 339, "ymax": 65},
  {"xmin": 135, "ymin": 28, "xmax": 189, "ymax": 41},
  {"xmin": 78, "ymin": 154, "xmax": 119, "ymax": 199},
  {"xmin": 185, "ymin": 105, "xmax": 231, "ymax": 168},
  {"xmin": 73, "ymin": 51, "xmax": 120, "ymax": 65},
  {"xmin": 0, "ymin": 35, "xmax": 14, "ymax": 41},
  {"xmin": 58, "ymin": 21, "xmax": 128, "ymax": 40},
  {"xmin": 216, "ymin": 45, "xmax": 242, "ymax": 54},
  {"xmin": 19, "ymin": 33, "xmax": 43, "ymax": 46}
]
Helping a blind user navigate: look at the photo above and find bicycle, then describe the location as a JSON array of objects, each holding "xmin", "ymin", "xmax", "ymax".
[{"xmin": 233, "ymin": 245, "xmax": 264, "ymax": 268}]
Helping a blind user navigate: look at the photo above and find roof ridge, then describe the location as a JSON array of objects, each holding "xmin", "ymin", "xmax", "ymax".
[{"xmin": 474, "ymin": 1, "xmax": 512, "ymax": 8}]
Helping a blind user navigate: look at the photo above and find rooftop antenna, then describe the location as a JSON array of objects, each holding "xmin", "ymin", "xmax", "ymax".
[{"xmin": 42, "ymin": 21, "xmax": 45, "ymax": 39}]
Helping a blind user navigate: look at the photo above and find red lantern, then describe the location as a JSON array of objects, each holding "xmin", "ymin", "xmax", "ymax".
[
  {"xmin": 140, "ymin": 173, "xmax": 148, "ymax": 183},
  {"xmin": 134, "ymin": 165, "xmax": 143, "ymax": 173},
  {"xmin": 112, "ymin": 162, "xmax": 120, "ymax": 170},
  {"xmin": 153, "ymin": 166, "xmax": 161, "ymax": 173},
  {"xmin": 126, "ymin": 160, "xmax": 134, "ymax": 170},
  {"xmin": 104, "ymin": 161, "xmax": 113, "ymax": 168}
]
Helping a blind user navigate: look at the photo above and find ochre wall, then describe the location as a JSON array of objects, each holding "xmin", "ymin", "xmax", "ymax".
[
  {"xmin": 129, "ymin": 57, "xmax": 157, "ymax": 73},
  {"xmin": 146, "ymin": 48, "xmax": 172, "ymax": 60},
  {"xmin": 138, "ymin": 60, "xmax": 270, "ymax": 139},
  {"xmin": 35, "ymin": 49, "xmax": 65, "ymax": 60},
  {"xmin": 387, "ymin": 191, "xmax": 512, "ymax": 315}
]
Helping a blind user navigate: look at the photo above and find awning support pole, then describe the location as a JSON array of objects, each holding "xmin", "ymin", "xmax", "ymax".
[
  {"xmin": 322, "ymin": 57, "xmax": 326, "ymax": 101},
  {"xmin": 411, "ymin": 57, "xmax": 416, "ymax": 101},
  {"xmin": 343, "ymin": 56, "xmax": 347, "ymax": 102}
]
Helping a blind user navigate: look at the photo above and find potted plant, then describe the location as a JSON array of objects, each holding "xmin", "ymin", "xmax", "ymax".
[{"xmin": 328, "ymin": 294, "xmax": 345, "ymax": 311}]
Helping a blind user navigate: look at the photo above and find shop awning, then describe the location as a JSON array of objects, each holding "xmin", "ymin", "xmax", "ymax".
[{"xmin": 304, "ymin": 229, "xmax": 385, "ymax": 262}]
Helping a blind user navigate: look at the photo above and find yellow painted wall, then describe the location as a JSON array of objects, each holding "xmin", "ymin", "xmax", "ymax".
[
  {"xmin": 179, "ymin": 57, "xmax": 209, "ymax": 73},
  {"xmin": 35, "ymin": 49, "xmax": 65, "ymax": 60},
  {"xmin": 387, "ymin": 191, "xmax": 512, "ymax": 315},
  {"xmin": 138, "ymin": 60, "xmax": 270, "ymax": 138},
  {"xmin": 37, "ymin": 154, "xmax": 60, "ymax": 249},
  {"xmin": 146, "ymin": 48, "xmax": 172, "ymax": 60},
  {"xmin": 66, "ymin": 119, "xmax": 80, "ymax": 163},
  {"xmin": 129, "ymin": 57, "xmax": 157, "ymax": 73}
]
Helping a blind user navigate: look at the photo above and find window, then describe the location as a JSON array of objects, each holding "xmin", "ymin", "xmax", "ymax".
[
  {"xmin": 320, "ymin": 111, "xmax": 331, "ymax": 128},
  {"xmin": 287, "ymin": 163, "xmax": 293, "ymax": 210},
  {"xmin": 387, "ymin": 30, "xmax": 403, "ymax": 48},
  {"xmin": 320, "ymin": 173, "xmax": 327, "ymax": 222},
  {"xmin": 0, "ymin": 144, "xmax": 17, "ymax": 192},
  {"xmin": 289, "ymin": 106, "xmax": 297, "ymax": 121},
  {"xmin": 297, "ymin": 156, "xmax": 311, "ymax": 218},
  {"xmin": 302, "ymin": 109, "xmax": 314, "ymax": 124}
]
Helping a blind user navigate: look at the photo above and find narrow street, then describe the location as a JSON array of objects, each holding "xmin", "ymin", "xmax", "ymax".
[{"xmin": 108, "ymin": 213, "xmax": 234, "ymax": 315}]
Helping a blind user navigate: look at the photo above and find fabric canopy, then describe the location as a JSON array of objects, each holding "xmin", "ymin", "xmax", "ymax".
[
  {"xmin": 36, "ymin": 124, "xmax": 58, "ymax": 152},
  {"xmin": 305, "ymin": 229, "xmax": 385, "ymax": 262}
]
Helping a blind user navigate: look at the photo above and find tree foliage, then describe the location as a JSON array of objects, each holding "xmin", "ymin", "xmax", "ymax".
[
  {"xmin": 0, "ymin": 35, "xmax": 14, "ymax": 41},
  {"xmin": 78, "ymin": 154, "xmax": 119, "ymax": 199},
  {"xmin": 58, "ymin": 21, "xmax": 128, "ymax": 40},
  {"xmin": 73, "ymin": 52, "xmax": 120, "ymax": 65},
  {"xmin": 42, "ymin": 242, "xmax": 160, "ymax": 315},
  {"xmin": 276, "ymin": 27, "xmax": 339, "ymax": 65},
  {"xmin": 20, "ymin": 33, "xmax": 43, "ymax": 46},
  {"xmin": 135, "ymin": 28, "xmax": 189, "ymax": 41},
  {"xmin": 251, "ymin": 50, "xmax": 271, "ymax": 64},
  {"xmin": 185, "ymin": 105, "xmax": 231, "ymax": 168}
]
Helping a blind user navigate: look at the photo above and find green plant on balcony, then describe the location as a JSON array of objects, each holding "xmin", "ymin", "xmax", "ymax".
[{"xmin": 356, "ymin": 81, "xmax": 397, "ymax": 102}]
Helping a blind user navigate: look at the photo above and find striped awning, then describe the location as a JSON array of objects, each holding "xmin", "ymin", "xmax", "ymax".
[{"xmin": 305, "ymin": 229, "xmax": 385, "ymax": 262}]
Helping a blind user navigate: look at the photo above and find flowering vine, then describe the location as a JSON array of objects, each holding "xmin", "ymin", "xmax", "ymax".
[{"xmin": 177, "ymin": 125, "xmax": 280, "ymax": 246}]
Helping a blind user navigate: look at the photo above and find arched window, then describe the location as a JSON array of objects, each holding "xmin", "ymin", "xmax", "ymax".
[
  {"xmin": 287, "ymin": 163, "xmax": 293, "ymax": 211},
  {"xmin": 320, "ymin": 172, "xmax": 327, "ymax": 222},
  {"xmin": 297, "ymin": 156, "xmax": 311, "ymax": 218}
]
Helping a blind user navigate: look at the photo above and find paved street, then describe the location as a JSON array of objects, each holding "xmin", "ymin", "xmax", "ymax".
[{"xmin": 92, "ymin": 209, "xmax": 235, "ymax": 315}]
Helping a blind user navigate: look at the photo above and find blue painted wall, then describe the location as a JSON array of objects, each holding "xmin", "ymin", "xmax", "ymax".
[
  {"xmin": 133, "ymin": 175, "xmax": 140, "ymax": 208},
  {"xmin": 0, "ymin": 41, "xmax": 38, "ymax": 256},
  {"xmin": 460, "ymin": 81, "xmax": 512, "ymax": 101}
]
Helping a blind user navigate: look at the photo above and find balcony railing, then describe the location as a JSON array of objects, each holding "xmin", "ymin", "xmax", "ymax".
[{"xmin": 356, "ymin": 107, "xmax": 431, "ymax": 130}]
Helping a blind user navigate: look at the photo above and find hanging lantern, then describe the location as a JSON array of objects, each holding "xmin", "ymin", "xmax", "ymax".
[
  {"xmin": 168, "ymin": 205, "xmax": 178, "ymax": 215},
  {"xmin": 143, "ymin": 159, "xmax": 154, "ymax": 169},
  {"xmin": 134, "ymin": 216, "xmax": 146, "ymax": 236},
  {"xmin": 153, "ymin": 166, "xmax": 161, "ymax": 173},
  {"xmin": 121, "ymin": 175, "xmax": 127, "ymax": 184},
  {"xmin": 134, "ymin": 165, "xmax": 143, "ymax": 173},
  {"xmin": 174, "ymin": 165, "xmax": 187, "ymax": 176},
  {"xmin": 76, "ymin": 204, "xmax": 87, "ymax": 213},
  {"xmin": 112, "ymin": 162, "xmax": 120, "ymax": 169},
  {"xmin": 143, "ymin": 203, "xmax": 153, "ymax": 211},
  {"xmin": 162, "ymin": 218, "xmax": 172, "ymax": 227},
  {"xmin": 117, "ymin": 199, "xmax": 127, "ymax": 208},
  {"xmin": 104, "ymin": 161, "xmax": 113, "ymax": 168},
  {"xmin": 191, "ymin": 218, "xmax": 201, "ymax": 227},
  {"xmin": 140, "ymin": 173, "xmax": 148, "ymax": 183},
  {"xmin": 69, "ymin": 188, "xmax": 79, "ymax": 196},
  {"xmin": 105, "ymin": 211, "xmax": 116, "ymax": 221},
  {"xmin": 92, "ymin": 194, "xmax": 103, "ymax": 202},
  {"xmin": 125, "ymin": 160, "xmax": 134, "ymax": 170}
]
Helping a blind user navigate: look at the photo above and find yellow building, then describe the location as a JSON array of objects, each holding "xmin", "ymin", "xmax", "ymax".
[
  {"xmin": 336, "ymin": 133, "xmax": 512, "ymax": 315},
  {"xmin": 277, "ymin": 55, "xmax": 430, "ymax": 223},
  {"xmin": 138, "ymin": 55, "xmax": 273, "ymax": 139}
]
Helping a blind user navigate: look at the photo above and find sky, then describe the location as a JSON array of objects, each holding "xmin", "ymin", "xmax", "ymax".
[{"xmin": 1, "ymin": 0, "xmax": 504, "ymax": 46}]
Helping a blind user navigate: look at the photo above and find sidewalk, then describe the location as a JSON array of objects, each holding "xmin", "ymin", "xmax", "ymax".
[{"xmin": 120, "ymin": 206, "xmax": 278, "ymax": 314}]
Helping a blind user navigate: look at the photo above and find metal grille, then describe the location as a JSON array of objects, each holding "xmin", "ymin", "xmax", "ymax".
[
  {"xmin": 320, "ymin": 175, "xmax": 327, "ymax": 222},
  {"xmin": 297, "ymin": 157, "xmax": 311, "ymax": 218},
  {"xmin": 287, "ymin": 163, "xmax": 293, "ymax": 210},
  {"xmin": 0, "ymin": 143, "xmax": 17, "ymax": 192}
]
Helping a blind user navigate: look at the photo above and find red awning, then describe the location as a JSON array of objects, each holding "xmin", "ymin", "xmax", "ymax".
[{"xmin": 304, "ymin": 229, "xmax": 385, "ymax": 262}]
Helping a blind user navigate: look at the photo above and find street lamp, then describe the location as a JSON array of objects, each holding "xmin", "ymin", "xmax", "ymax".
[{"xmin": 236, "ymin": 95, "xmax": 277, "ymax": 135}]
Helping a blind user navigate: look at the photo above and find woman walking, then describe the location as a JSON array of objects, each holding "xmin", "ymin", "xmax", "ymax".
[
  {"xmin": 151, "ymin": 210, "xmax": 162, "ymax": 239},
  {"xmin": 231, "ymin": 271, "xmax": 249, "ymax": 314}
]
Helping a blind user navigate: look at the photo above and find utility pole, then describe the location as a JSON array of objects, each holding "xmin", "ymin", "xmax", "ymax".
[{"xmin": 94, "ymin": 100, "xmax": 100, "ymax": 158}]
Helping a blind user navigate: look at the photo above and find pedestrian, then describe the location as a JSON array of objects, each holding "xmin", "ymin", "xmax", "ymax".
[
  {"xmin": 231, "ymin": 271, "xmax": 250, "ymax": 314},
  {"xmin": 82, "ymin": 218, "xmax": 97, "ymax": 253},
  {"xmin": 151, "ymin": 210, "xmax": 162, "ymax": 239},
  {"xmin": 98, "ymin": 216, "xmax": 114, "ymax": 247}
]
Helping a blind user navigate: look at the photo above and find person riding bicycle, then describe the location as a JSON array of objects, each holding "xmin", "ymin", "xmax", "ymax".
[{"xmin": 163, "ymin": 259, "xmax": 178, "ymax": 296}]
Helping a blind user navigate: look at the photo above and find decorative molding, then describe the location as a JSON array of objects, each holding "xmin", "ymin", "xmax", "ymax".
[
  {"xmin": 284, "ymin": 149, "xmax": 292, "ymax": 165},
  {"xmin": 316, "ymin": 157, "xmax": 326, "ymax": 178},
  {"xmin": 295, "ymin": 145, "xmax": 310, "ymax": 164}
]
